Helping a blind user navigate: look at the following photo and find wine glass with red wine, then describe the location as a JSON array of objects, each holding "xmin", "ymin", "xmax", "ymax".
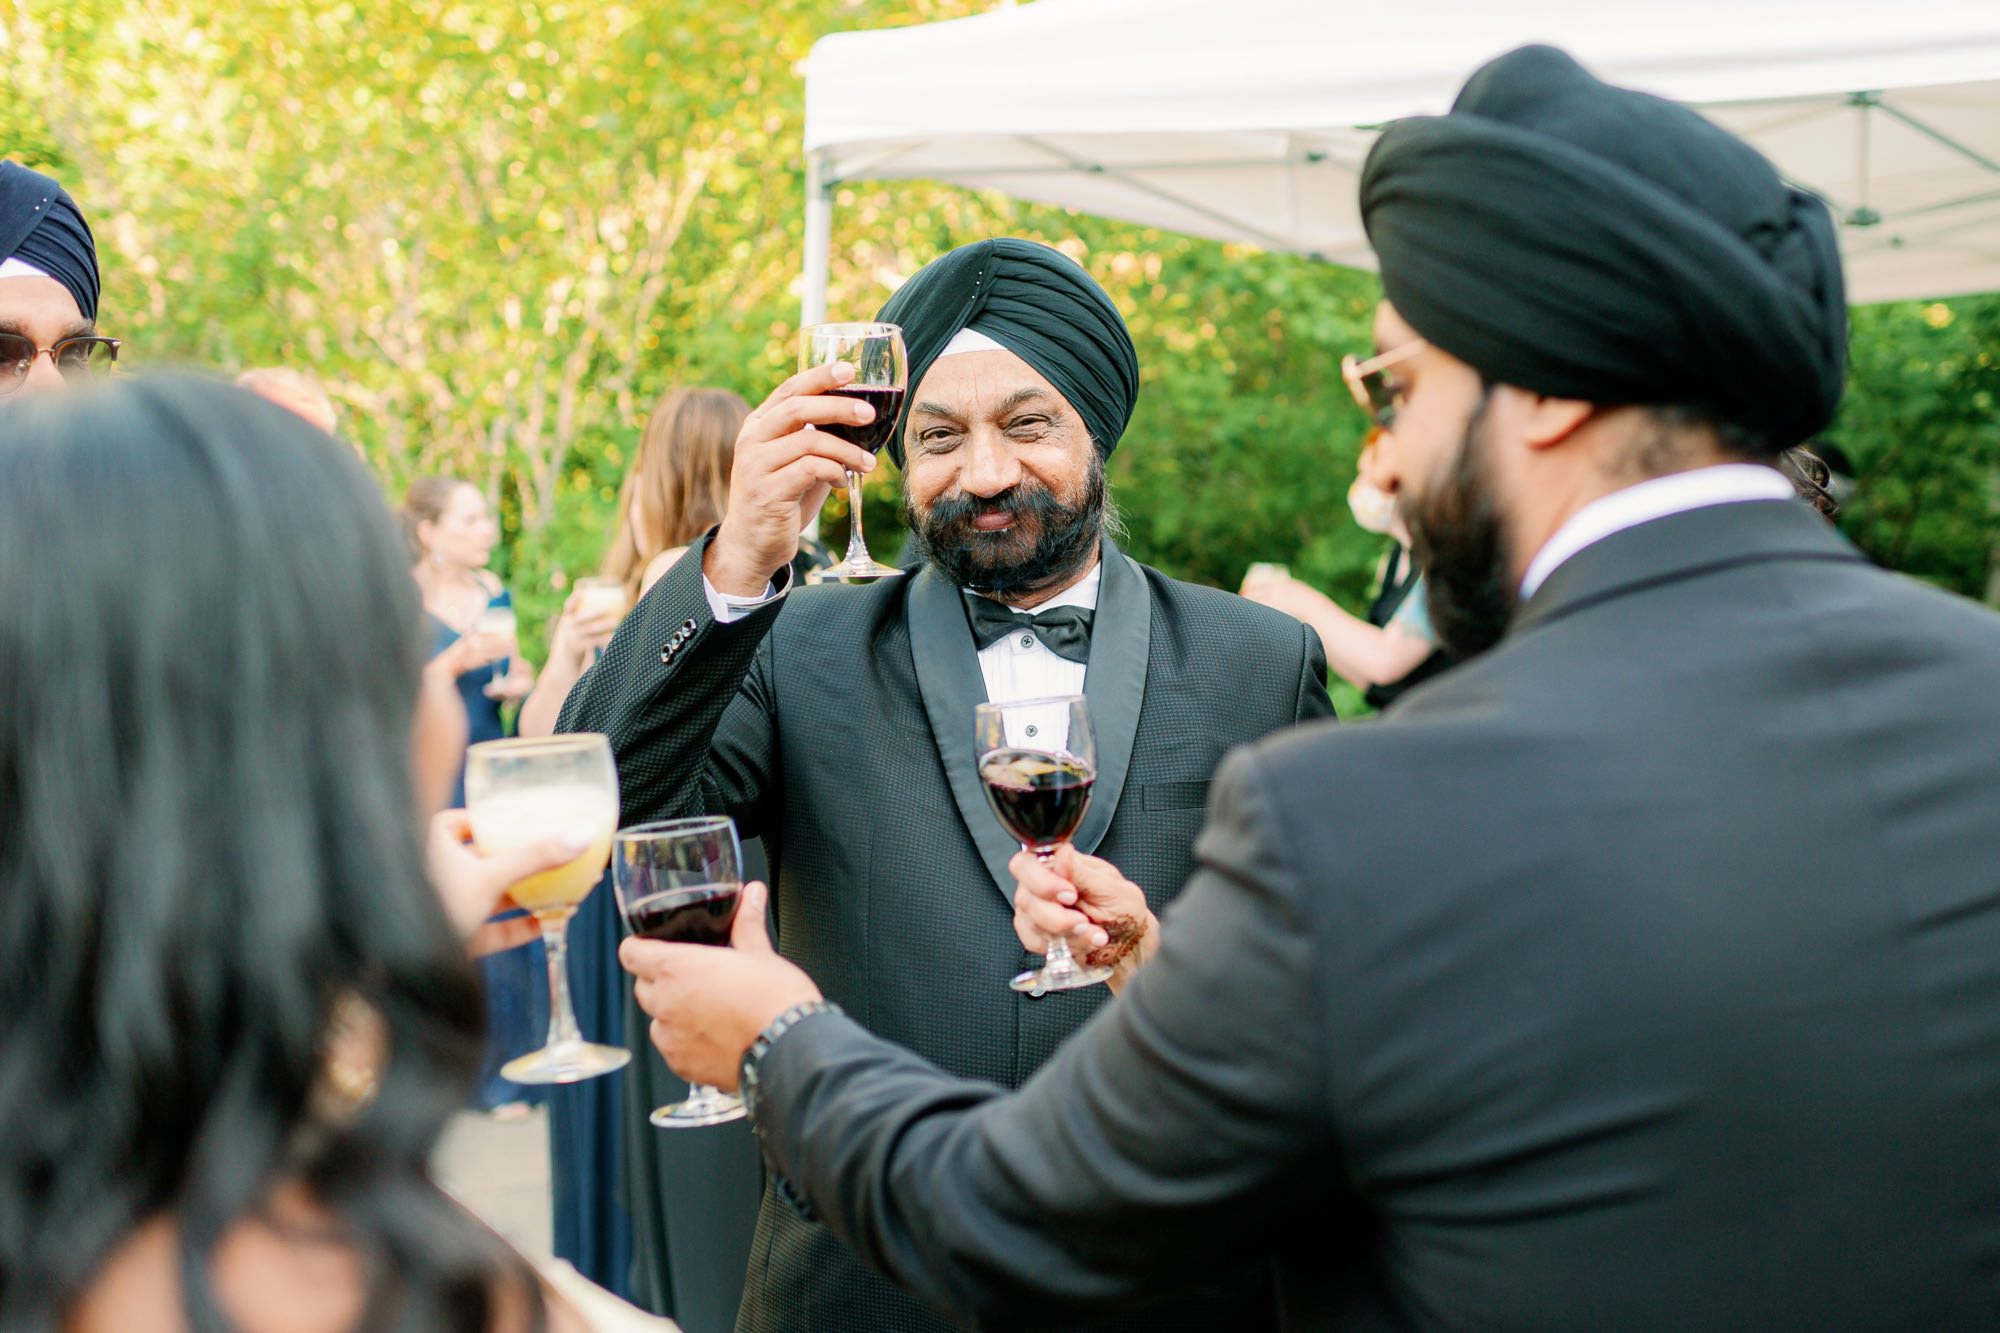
[
  {"xmin": 974, "ymin": 694, "xmax": 1112, "ymax": 995},
  {"xmin": 611, "ymin": 815, "xmax": 750, "ymax": 1128},
  {"xmin": 801, "ymin": 321, "xmax": 908, "ymax": 583}
]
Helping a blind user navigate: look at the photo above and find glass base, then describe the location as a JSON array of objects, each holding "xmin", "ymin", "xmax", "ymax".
[
  {"xmin": 501, "ymin": 1040, "xmax": 631, "ymax": 1086},
  {"xmin": 806, "ymin": 558, "xmax": 905, "ymax": 584},
  {"xmin": 650, "ymin": 1087, "xmax": 747, "ymax": 1128},
  {"xmin": 1010, "ymin": 959, "xmax": 1114, "ymax": 996}
]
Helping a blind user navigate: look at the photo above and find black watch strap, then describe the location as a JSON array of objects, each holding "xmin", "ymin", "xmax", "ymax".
[{"xmin": 740, "ymin": 999, "xmax": 845, "ymax": 1123}]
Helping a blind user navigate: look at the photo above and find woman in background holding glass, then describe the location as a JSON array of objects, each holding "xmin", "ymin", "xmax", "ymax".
[
  {"xmin": 1240, "ymin": 440, "xmax": 1455, "ymax": 710},
  {"xmin": 518, "ymin": 387, "xmax": 748, "ymax": 740},
  {"xmin": 404, "ymin": 475, "xmax": 547, "ymax": 1118},
  {"xmin": 0, "ymin": 377, "xmax": 676, "ymax": 1332},
  {"xmin": 530, "ymin": 384, "xmax": 818, "ymax": 1321}
]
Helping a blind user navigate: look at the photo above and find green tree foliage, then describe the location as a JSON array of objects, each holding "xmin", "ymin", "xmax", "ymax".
[{"xmin": 5, "ymin": 0, "xmax": 1996, "ymax": 674}]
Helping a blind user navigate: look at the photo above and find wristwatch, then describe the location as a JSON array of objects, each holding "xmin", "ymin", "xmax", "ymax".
[{"xmin": 739, "ymin": 998, "xmax": 845, "ymax": 1124}]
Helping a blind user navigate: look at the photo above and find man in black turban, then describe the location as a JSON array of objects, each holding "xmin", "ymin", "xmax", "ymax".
[
  {"xmin": 1355, "ymin": 43, "xmax": 1848, "ymax": 657},
  {"xmin": 560, "ymin": 237, "xmax": 1329, "ymax": 1331},
  {"xmin": 0, "ymin": 161, "xmax": 115, "ymax": 398},
  {"xmin": 610, "ymin": 46, "xmax": 2000, "ymax": 1333}
]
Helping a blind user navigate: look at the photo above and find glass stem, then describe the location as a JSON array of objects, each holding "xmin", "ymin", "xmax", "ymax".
[
  {"xmin": 539, "ymin": 909, "xmax": 583, "ymax": 1050},
  {"xmin": 1035, "ymin": 848, "xmax": 1080, "ymax": 980},
  {"xmin": 843, "ymin": 469, "xmax": 872, "ymax": 567}
]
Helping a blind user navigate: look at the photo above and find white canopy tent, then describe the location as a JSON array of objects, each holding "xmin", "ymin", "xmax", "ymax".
[{"xmin": 799, "ymin": 0, "xmax": 2000, "ymax": 319}]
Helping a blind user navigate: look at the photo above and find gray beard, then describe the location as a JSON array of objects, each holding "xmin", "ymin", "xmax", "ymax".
[{"xmin": 905, "ymin": 454, "xmax": 1106, "ymax": 602}]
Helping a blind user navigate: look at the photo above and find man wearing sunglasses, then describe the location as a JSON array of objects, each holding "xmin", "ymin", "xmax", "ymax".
[
  {"xmin": 619, "ymin": 44, "xmax": 2000, "ymax": 1333},
  {"xmin": 0, "ymin": 161, "xmax": 117, "ymax": 400}
]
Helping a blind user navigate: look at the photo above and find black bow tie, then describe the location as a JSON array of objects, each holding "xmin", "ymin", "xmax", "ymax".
[{"xmin": 964, "ymin": 596, "xmax": 1095, "ymax": 664}]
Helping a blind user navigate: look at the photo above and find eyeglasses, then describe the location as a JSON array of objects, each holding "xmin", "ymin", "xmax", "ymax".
[
  {"xmin": 0, "ymin": 332, "xmax": 121, "ymax": 395},
  {"xmin": 1340, "ymin": 339, "xmax": 1426, "ymax": 433}
]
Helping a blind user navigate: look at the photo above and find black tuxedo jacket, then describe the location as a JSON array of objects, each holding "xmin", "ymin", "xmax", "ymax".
[
  {"xmin": 558, "ymin": 532, "xmax": 1332, "ymax": 1331},
  {"xmin": 748, "ymin": 500, "xmax": 2000, "ymax": 1331}
]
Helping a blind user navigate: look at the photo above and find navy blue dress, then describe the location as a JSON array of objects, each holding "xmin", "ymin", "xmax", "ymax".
[{"xmin": 428, "ymin": 588, "xmax": 550, "ymax": 1112}]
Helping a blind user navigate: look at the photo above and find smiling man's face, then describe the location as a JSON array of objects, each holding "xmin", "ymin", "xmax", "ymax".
[{"xmin": 900, "ymin": 347, "xmax": 1105, "ymax": 602}]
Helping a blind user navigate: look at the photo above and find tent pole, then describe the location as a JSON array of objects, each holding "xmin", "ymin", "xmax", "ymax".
[
  {"xmin": 802, "ymin": 149, "xmax": 833, "ymax": 327},
  {"xmin": 801, "ymin": 149, "xmax": 834, "ymax": 541}
]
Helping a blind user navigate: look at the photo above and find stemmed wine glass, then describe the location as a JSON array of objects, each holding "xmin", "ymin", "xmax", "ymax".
[
  {"xmin": 571, "ymin": 576, "xmax": 631, "ymax": 662},
  {"xmin": 464, "ymin": 734, "xmax": 632, "ymax": 1083},
  {"xmin": 974, "ymin": 695, "xmax": 1112, "ymax": 994},
  {"xmin": 475, "ymin": 605, "xmax": 520, "ymax": 699},
  {"xmin": 801, "ymin": 322, "xmax": 907, "ymax": 583},
  {"xmin": 611, "ymin": 816, "xmax": 750, "ymax": 1127}
]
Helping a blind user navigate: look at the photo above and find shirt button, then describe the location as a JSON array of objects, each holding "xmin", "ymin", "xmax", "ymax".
[
  {"xmin": 1020, "ymin": 634, "xmax": 1034, "ymax": 648},
  {"xmin": 1025, "ymin": 724, "xmax": 1039, "ymax": 737}
]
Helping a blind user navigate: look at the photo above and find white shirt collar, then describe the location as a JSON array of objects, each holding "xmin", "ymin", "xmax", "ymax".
[{"xmin": 1519, "ymin": 464, "xmax": 1798, "ymax": 601}]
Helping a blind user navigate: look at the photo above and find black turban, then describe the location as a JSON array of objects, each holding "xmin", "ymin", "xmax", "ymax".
[
  {"xmin": 0, "ymin": 161, "xmax": 101, "ymax": 323},
  {"xmin": 1360, "ymin": 46, "xmax": 1846, "ymax": 450},
  {"xmin": 874, "ymin": 237, "xmax": 1139, "ymax": 468}
]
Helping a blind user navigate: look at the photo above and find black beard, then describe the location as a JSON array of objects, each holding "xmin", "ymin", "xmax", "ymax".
[
  {"xmin": 905, "ymin": 454, "xmax": 1105, "ymax": 601},
  {"xmin": 1404, "ymin": 388, "xmax": 1517, "ymax": 660}
]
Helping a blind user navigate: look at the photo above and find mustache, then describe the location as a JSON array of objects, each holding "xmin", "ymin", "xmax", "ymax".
[
  {"xmin": 907, "ymin": 460, "xmax": 1107, "ymax": 601},
  {"xmin": 921, "ymin": 482, "xmax": 1069, "ymax": 533}
]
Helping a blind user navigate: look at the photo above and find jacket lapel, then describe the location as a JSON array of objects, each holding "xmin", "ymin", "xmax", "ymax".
[
  {"xmin": 906, "ymin": 537, "xmax": 1155, "ymax": 903},
  {"xmin": 1074, "ymin": 539, "xmax": 1149, "ymax": 855},
  {"xmin": 908, "ymin": 560, "xmax": 1022, "ymax": 906}
]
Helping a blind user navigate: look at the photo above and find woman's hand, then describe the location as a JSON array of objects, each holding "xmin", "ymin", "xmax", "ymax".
[
  {"xmin": 1240, "ymin": 568, "xmax": 1340, "ymax": 624},
  {"xmin": 1010, "ymin": 845, "xmax": 1160, "ymax": 994},
  {"xmin": 547, "ymin": 591, "xmax": 622, "ymax": 672},
  {"xmin": 427, "ymin": 809, "xmax": 585, "ymax": 957},
  {"xmin": 481, "ymin": 658, "xmax": 536, "ymax": 702}
]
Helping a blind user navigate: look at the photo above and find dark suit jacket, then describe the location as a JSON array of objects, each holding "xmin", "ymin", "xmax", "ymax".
[
  {"xmin": 748, "ymin": 499, "xmax": 2000, "ymax": 1332},
  {"xmin": 557, "ymin": 532, "xmax": 1332, "ymax": 1331}
]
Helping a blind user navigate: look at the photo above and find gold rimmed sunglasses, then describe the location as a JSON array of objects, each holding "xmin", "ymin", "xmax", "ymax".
[
  {"xmin": 0, "ymin": 331, "xmax": 120, "ymax": 395},
  {"xmin": 1340, "ymin": 338, "xmax": 1426, "ymax": 433}
]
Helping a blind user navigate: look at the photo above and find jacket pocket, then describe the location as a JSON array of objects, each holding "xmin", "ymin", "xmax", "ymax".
[{"xmin": 1140, "ymin": 779, "xmax": 1211, "ymax": 812}]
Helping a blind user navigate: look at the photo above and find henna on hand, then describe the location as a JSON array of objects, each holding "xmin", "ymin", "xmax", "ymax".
[{"xmin": 1081, "ymin": 910, "xmax": 1150, "ymax": 971}]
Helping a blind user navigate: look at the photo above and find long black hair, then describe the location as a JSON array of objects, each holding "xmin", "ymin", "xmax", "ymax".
[{"xmin": 0, "ymin": 377, "xmax": 532, "ymax": 1329}]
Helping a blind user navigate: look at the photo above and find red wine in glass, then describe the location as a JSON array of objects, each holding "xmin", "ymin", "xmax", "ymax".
[
  {"xmin": 972, "ymin": 694, "xmax": 1111, "ymax": 995},
  {"xmin": 626, "ymin": 884, "xmax": 742, "ymax": 947},
  {"xmin": 801, "ymin": 322, "xmax": 907, "ymax": 583},
  {"xmin": 611, "ymin": 816, "xmax": 751, "ymax": 1128},
  {"xmin": 979, "ymin": 749, "xmax": 1095, "ymax": 851},
  {"xmin": 821, "ymin": 385, "xmax": 905, "ymax": 454}
]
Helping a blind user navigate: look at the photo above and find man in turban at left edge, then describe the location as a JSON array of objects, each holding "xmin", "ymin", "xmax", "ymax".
[
  {"xmin": 0, "ymin": 161, "xmax": 116, "ymax": 399},
  {"xmin": 561, "ymin": 236, "xmax": 1333, "ymax": 1332}
]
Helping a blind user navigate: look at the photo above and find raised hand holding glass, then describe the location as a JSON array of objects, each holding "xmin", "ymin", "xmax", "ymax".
[{"xmin": 800, "ymin": 322, "xmax": 907, "ymax": 583}]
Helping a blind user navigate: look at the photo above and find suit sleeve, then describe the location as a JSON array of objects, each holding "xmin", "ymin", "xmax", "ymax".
[
  {"xmin": 555, "ymin": 529, "xmax": 782, "ymax": 837},
  {"xmin": 752, "ymin": 746, "xmax": 1337, "ymax": 1327},
  {"xmin": 1294, "ymin": 619, "xmax": 1337, "ymax": 724}
]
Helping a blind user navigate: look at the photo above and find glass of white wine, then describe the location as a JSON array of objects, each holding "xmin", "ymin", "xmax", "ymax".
[
  {"xmin": 474, "ymin": 605, "xmax": 520, "ymax": 698},
  {"xmin": 465, "ymin": 733, "xmax": 631, "ymax": 1084},
  {"xmin": 571, "ymin": 577, "xmax": 631, "ymax": 662}
]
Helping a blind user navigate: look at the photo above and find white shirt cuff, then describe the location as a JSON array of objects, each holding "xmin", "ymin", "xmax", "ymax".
[{"xmin": 703, "ymin": 565, "xmax": 792, "ymax": 623}]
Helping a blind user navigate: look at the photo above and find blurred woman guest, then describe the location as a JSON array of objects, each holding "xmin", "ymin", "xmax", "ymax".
[
  {"xmin": 1242, "ymin": 442, "xmax": 1456, "ymax": 710},
  {"xmin": 0, "ymin": 376, "xmax": 675, "ymax": 1332},
  {"xmin": 519, "ymin": 387, "xmax": 748, "ymax": 740},
  {"xmin": 520, "ymin": 386, "xmax": 776, "ymax": 1324},
  {"xmin": 403, "ymin": 475, "xmax": 546, "ymax": 1118}
]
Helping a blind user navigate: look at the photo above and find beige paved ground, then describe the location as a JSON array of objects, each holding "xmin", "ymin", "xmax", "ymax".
[{"xmin": 435, "ymin": 1106, "xmax": 555, "ymax": 1258}]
